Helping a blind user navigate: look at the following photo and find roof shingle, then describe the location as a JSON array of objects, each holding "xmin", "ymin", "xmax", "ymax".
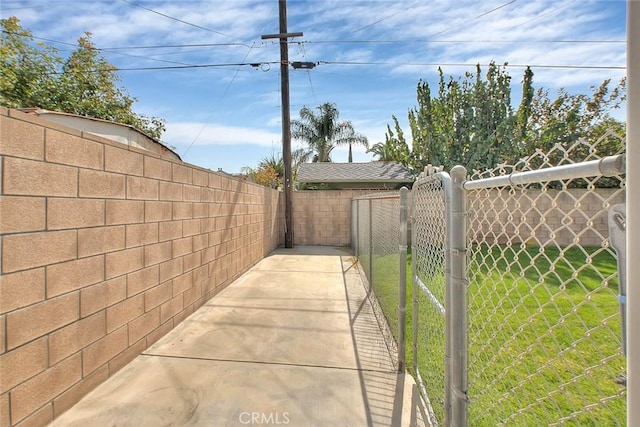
[{"xmin": 297, "ymin": 162, "xmax": 413, "ymax": 183}]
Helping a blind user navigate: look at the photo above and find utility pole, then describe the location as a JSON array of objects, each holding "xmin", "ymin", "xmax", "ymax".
[{"xmin": 262, "ymin": 0, "xmax": 302, "ymax": 249}]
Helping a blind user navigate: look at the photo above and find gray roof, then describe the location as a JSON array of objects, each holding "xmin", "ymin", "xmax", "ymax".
[{"xmin": 297, "ymin": 162, "xmax": 413, "ymax": 183}]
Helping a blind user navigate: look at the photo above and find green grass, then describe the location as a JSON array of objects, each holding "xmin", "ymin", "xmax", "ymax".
[{"xmin": 366, "ymin": 245, "xmax": 626, "ymax": 426}]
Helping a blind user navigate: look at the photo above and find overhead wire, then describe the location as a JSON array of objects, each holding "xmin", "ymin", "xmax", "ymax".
[
  {"xmin": 296, "ymin": 39, "xmax": 625, "ymax": 45},
  {"xmin": 119, "ymin": 0, "xmax": 229, "ymax": 38},
  {"xmin": 99, "ymin": 42, "xmax": 264, "ymax": 50},
  {"xmin": 181, "ymin": 3, "xmax": 277, "ymax": 158},
  {"xmin": 299, "ymin": 42, "xmax": 317, "ymax": 105},
  {"xmin": 2, "ymin": 30, "xmax": 196, "ymax": 66},
  {"xmin": 350, "ymin": 1, "xmax": 421, "ymax": 33},
  {"xmin": 45, "ymin": 62, "xmax": 279, "ymax": 74},
  {"xmin": 317, "ymin": 60, "xmax": 625, "ymax": 70},
  {"xmin": 517, "ymin": 0, "xmax": 580, "ymax": 28},
  {"xmin": 36, "ymin": 59, "xmax": 624, "ymax": 74},
  {"xmin": 428, "ymin": 0, "xmax": 520, "ymax": 39}
]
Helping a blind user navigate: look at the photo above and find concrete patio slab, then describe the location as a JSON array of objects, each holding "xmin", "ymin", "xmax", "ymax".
[
  {"xmin": 146, "ymin": 269, "xmax": 357, "ymax": 369},
  {"xmin": 48, "ymin": 356, "xmax": 423, "ymax": 427},
  {"xmin": 50, "ymin": 246, "xmax": 428, "ymax": 426}
]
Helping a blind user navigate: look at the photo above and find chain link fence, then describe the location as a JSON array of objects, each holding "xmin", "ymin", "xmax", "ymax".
[
  {"xmin": 464, "ymin": 137, "xmax": 626, "ymax": 425},
  {"xmin": 351, "ymin": 132, "xmax": 627, "ymax": 425},
  {"xmin": 351, "ymin": 192, "xmax": 405, "ymax": 371},
  {"xmin": 411, "ymin": 174, "xmax": 450, "ymax": 426}
]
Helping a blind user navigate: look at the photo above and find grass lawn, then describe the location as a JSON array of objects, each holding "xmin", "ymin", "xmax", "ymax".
[{"xmin": 366, "ymin": 245, "xmax": 626, "ymax": 426}]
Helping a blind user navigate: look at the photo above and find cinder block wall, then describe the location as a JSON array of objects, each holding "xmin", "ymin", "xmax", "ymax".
[
  {"xmin": 292, "ymin": 190, "xmax": 374, "ymax": 246},
  {"xmin": 467, "ymin": 188, "xmax": 625, "ymax": 246},
  {"xmin": 0, "ymin": 108, "xmax": 283, "ymax": 426}
]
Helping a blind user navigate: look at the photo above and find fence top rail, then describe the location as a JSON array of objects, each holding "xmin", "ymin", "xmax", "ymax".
[
  {"xmin": 414, "ymin": 170, "xmax": 451, "ymax": 186},
  {"xmin": 462, "ymin": 154, "xmax": 625, "ymax": 191},
  {"xmin": 352, "ymin": 191, "xmax": 401, "ymax": 201}
]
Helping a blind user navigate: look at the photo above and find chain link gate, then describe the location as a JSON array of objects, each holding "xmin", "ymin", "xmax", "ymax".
[
  {"xmin": 411, "ymin": 173, "xmax": 450, "ymax": 426},
  {"xmin": 351, "ymin": 132, "xmax": 627, "ymax": 426},
  {"xmin": 462, "ymin": 138, "xmax": 627, "ymax": 425}
]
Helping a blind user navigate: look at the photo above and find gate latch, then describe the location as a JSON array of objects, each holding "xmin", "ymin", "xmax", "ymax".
[{"xmin": 608, "ymin": 204, "xmax": 626, "ymax": 359}]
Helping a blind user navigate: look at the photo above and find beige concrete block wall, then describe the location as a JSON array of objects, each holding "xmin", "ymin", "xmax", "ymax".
[
  {"xmin": 0, "ymin": 108, "xmax": 283, "ymax": 426},
  {"xmin": 467, "ymin": 188, "xmax": 625, "ymax": 246},
  {"xmin": 292, "ymin": 190, "xmax": 376, "ymax": 246}
]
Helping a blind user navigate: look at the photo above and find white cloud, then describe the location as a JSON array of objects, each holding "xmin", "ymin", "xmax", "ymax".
[
  {"xmin": 164, "ymin": 122, "xmax": 281, "ymax": 147},
  {"xmin": 3, "ymin": 0, "xmax": 626, "ymax": 172}
]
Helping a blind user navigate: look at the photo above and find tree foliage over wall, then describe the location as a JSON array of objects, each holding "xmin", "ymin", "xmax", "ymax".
[
  {"xmin": 244, "ymin": 149, "xmax": 309, "ymax": 188},
  {"xmin": 1, "ymin": 17, "xmax": 165, "ymax": 140},
  {"xmin": 381, "ymin": 62, "xmax": 625, "ymax": 174}
]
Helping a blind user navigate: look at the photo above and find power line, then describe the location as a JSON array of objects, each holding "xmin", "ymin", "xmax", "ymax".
[
  {"xmin": 99, "ymin": 42, "xmax": 263, "ymax": 50},
  {"xmin": 318, "ymin": 60, "xmax": 626, "ymax": 71},
  {"xmin": 350, "ymin": 1, "xmax": 421, "ymax": 33},
  {"xmin": 119, "ymin": 0, "xmax": 229, "ymax": 38},
  {"xmin": 45, "ymin": 62, "xmax": 279, "ymax": 74},
  {"xmin": 429, "ymin": 0, "xmax": 519, "ymax": 39},
  {"xmin": 1, "ymin": 30, "xmax": 194, "ymax": 66},
  {"xmin": 297, "ymin": 39, "xmax": 625, "ymax": 45},
  {"xmin": 517, "ymin": 0, "xmax": 580, "ymax": 28},
  {"xmin": 181, "ymin": 46, "xmax": 268, "ymax": 158},
  {"xmin": 3, "ymin": 30, "xmax": 271, "ymax": 67},
  {"xmin": 299, "ymin": 42, "xmax": 317, "ymax": 105},
  {"xmin": 181, "ymin": 3, "xmax": 277, "ymax": 158},
  {"xmin": 38, "ymin": 59, "xmax": 625, "ymax": 74}
]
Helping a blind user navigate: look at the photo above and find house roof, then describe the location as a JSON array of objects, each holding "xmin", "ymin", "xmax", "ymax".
[
  {"xmin": 297, "ymin": 161, "xmax": 413, "ymax": 183},
  {"xmin": 17, "ymin": 108, "xmax": 181, "ymax": 160}
]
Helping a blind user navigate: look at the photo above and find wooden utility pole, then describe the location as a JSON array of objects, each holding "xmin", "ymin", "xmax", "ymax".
[{"xmin": 262, "ymin": 0, "xmax": 301, "ymax": 249}]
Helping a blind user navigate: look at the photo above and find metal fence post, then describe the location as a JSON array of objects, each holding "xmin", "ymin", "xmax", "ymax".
[
  {"xmin": 627, "ymin": 3, "xmax": 639, "ymax": 423},
  {"xmin": 450, "ymin": 165, "xmax": 468, "ymax": 426},
  {"xmin": 351, "ymin": 199, "xmax": 360, "ymax": 259},
  {"xmin": 368, "ymin": 199, "xmax": 373, "ymax": 285},
  {"xmin": 412, "ymin": 192, "xmax": 419, "ymax": 382},
  {"xmin": 398, "ymin": 187, "xmax": 409, "ymax": 373}
]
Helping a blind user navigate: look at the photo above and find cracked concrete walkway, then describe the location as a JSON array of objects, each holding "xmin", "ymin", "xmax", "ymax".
[{"xmin": 51, "ymin": 246, "xmax": 427, "ymax": 426}]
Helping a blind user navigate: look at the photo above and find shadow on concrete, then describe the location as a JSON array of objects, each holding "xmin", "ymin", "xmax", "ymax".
[
  {"xmin": 341, "ymin": 255, "xmax": 428, "ymax": 426},
  {"xmin": 49, "ymin": 246, "xmax": 428, "ymax": 426}
]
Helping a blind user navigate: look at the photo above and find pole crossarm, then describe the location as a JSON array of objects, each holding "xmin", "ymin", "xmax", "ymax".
[{"xmin": 261, "ymin": 32, "xmax": 303, "ymax": 39}]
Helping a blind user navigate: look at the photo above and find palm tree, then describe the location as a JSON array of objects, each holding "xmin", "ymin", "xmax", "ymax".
[
  {"xmin": 257, "ymin": 153, "xmax": 284, "ymax": 177},
  {"xmin": 291, "ymin": 102, "xmax": 368, "ymax": 162},
  {"xmin": 367, "ymin": 141, "xmax": 396, "ymax": 161},
  {"xmin": 243, "ymin": 148, "xmax": 311, "ymax": 187}
]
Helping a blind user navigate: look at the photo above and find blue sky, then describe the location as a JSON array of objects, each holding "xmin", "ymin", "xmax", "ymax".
[{"xmin": 1, "ymin": 0, "xmax": 627, "ymax": 173}]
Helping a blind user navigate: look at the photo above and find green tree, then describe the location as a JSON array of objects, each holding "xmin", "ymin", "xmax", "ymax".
[
  {"xmin": 389, "ymin": 62, "xmax": 625, "ymax": 174},
  {"xmin": 291, "ymin": 102, "xmax": 368, "ymax": 162},
  {"xmin": 367, "ymin": 142, "xmax": 395, "ymax": 161},
  {"xmin": 0, "ymin": 17, "xmax": 165, "ymax": 140},
  {"xmin": 524, "ymin": 78, "xmax": 626, "ymax": 165},
  {"xmin": 0, "ymin": 17, "xmax": 61, "ymax": 109},
  {"xmin": 366, "ymin": 117, "xmax": 411, "ymax": 164},
  {"xmin": 243, "ymin": 148, "xmax": 310, "ymax": 188}
]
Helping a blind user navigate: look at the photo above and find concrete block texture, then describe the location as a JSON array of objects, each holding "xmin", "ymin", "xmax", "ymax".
[
  {"xmin": 0, "ymin": 114, "xmax": 44, "ymax": 160},
  {"xmin": 45, "ymin": 129, "xmax": 103, "ymax": 170},
  {"xmin": 0, "ymin": 110, "xmax": 283, "ymax": 426},
  {"xmin": 2, "ymin": 230, "xmax": 77, "ymax": 274},
  {"xmin": 0, "ymin": 197, "xmax": 46, "ymax": 234},
  {"xmin": 292, "ymin": 189, "xmax": 373, "ymax": 246},
  {"xmin": 6, "ymin": 292, "xmax": 79, "ymax": 350},
  {"xmin": 47, "ymin": 198, "xmax": 105, "ymax": 230},
  {"xmin": 2, "ymin": 157, "xmax": 77, "ymax": 198},
  {"xmin": 78, "ymin": 169, "xmax": 125, "ymax": 199},
  {"xmin": 0, "ymin": 269, "xmax": 45, "ymax": 315}
]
